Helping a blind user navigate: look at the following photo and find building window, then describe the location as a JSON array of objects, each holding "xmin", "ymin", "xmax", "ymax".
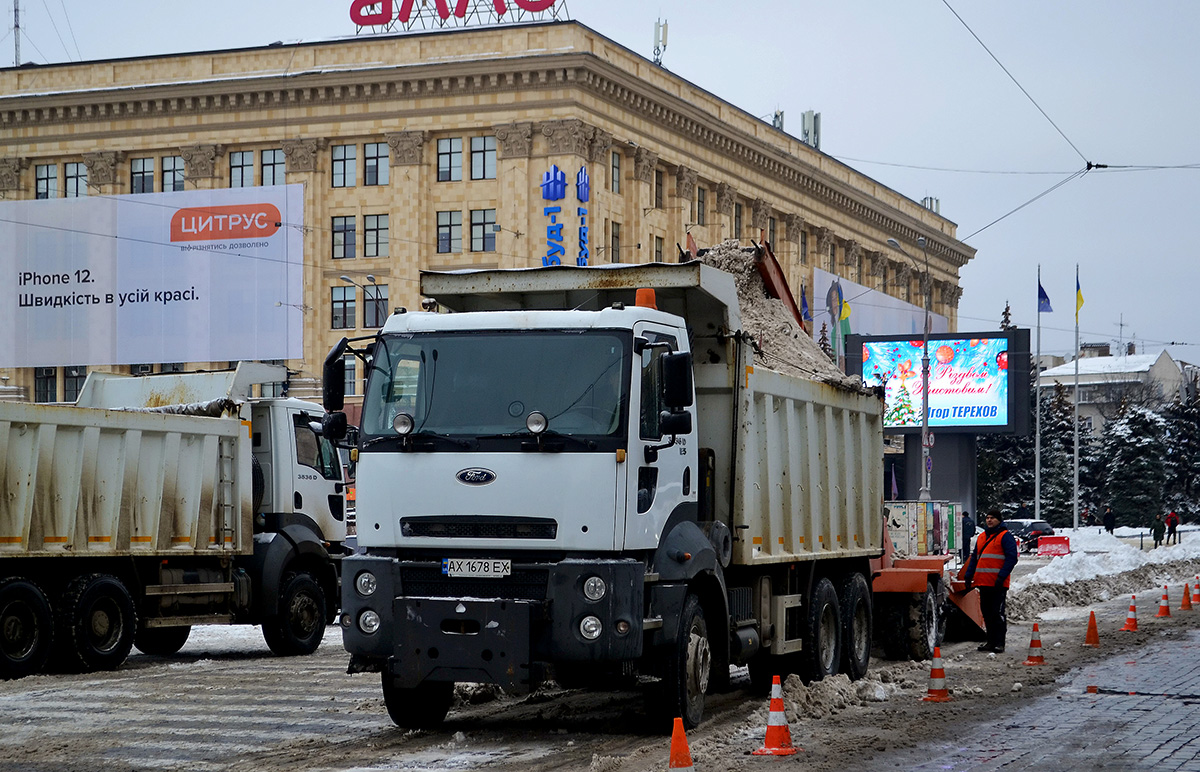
[
  {"xmin": 342, "ymin": 354, "xmax": 358, "ymax": 397},
  {"xmin": 611, "ymin": 151, "xmax": 621, "ymax": 194},
  {"xmin": 34, "ymin": 367, "xmax": 56, "ymax": 403},
  {"xmin": 733, "ymin": 203, "xmax": 743, "ymax": 240},
  {"xmin": 610, "ymin": 221, "xmax": 621, "ymax": 263},
  {"xmin": 364, "ymin": 284, "xmax": 389, "ymax": 328},
  {"xmin": 65, "ymin": 162, "xmax": 87, "ymax": 197},
  {"xmin": 365, "ymin": 214, "xmax": 389, "ymax": 258},
  {"xmin": 332, "ymin": 286, "xmax": 355, "ymax": 330},
  {"xmin": 64, "ymin": 366, "xmax": 86, "ymax": 402},
  {"xmin": 161, "ymin": 362, "xmax": 185, "ymax": 373},
  {"xmin": 654, "ymin": 169, "xmax": 664, "ymax": 209},
  {"xmin": 470, "ymin": 136, "xmax": 496, "ymax": 180},
  {"xmin": 654, "ymin": 236, "xmax": 664, "ymax": 263},
  {"xmin": 799, "ymin": 230, "xmax": 808, "ymax": 265},
  {"xmin": 131, "ymin": 158, "xmax": 154, "ymax": 193},
  {"xmin": 696, "ymin": 187, "xmax": 706, "ymax": 226},
  {"xmin": 332, "ymin": 216, "xmax": 356, "ymax": 259},
  {"xmin": 437, "ymin": 210, "xmax": 462, "ymax": 253},
  {"xmin": 230, "ymin": 151, "xmax": 253, "ymax": 188},
  {"xmin": 437, "ymin": 138, "xmax": 463, "ymax": 182},
  {"xmin": 470, "ymin": 209, "xmax": 496, "ymax": 252},
  {"xmin": 161, "ymin": 156, "xmax": 184, "ymax": 192},
  {"xmin": 332, "ymin": 145, "xmax": 356, "ymax": 188},
  {"xmin": 130, "ymin": 363, "xmax": 153, "ymax": 375},
  {"xmin": 262, "ymin": 149, "xmax": 285, "ymax": 185},
  {"xmin": 828, "ymin": 242, "xmax": 836, "ymax": 272},
  {"xmin": 364, "ymin": 142, "xmax": 388, "ymax": 186},
  {"xmin": 35, "ymin": 164, "xmax": 57, "ymax": 199}
]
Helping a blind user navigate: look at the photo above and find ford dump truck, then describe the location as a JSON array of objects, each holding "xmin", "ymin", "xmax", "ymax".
[
  {"xmin": 324, "ymin": 259, "xmax": 957, "ymax": 729},
  {"xmin": 0, "ymin": 363, "xmax": 347, "ymax": 678}
]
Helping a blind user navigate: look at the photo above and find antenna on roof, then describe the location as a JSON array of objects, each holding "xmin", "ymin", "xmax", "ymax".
[
  {"xmin": 653, "ymin": 19, "xmax": 668, "ymax": 66},
  {"xmin": 14, "ymin": 0, "xmax": 20, "ymax": 67}
]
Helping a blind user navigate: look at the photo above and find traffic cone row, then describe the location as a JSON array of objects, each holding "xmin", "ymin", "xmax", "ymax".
[
  {"xmin": 1156, "ymin": 586, "xmax": 1172, "ymax": 618},
  {"xmin": 1120, "ymin": 595, "xmax": 1138, "ymax": 631},
  {"xmin": 1023, "ymin": 623, "xmax": 1045, "ymax": 666},
  {"xmin": 751, "ymin": 675, "xmax": 798, "ymax": 756},
  {"xmin": 922, "ymin": 647, "xmax": 953, "ymax": 702}
]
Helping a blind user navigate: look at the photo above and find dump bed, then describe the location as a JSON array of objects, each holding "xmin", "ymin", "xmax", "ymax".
[
  {"xmin": 422, "ymin": 263, "xmax": 885, "ymax": 566},
  {"xmin": 0, "ymin": 380, "xmax": 257, "ymax": 560}
]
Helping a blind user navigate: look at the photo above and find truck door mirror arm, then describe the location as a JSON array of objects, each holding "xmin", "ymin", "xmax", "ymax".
[{"xmin": 644, "ymin": 409, "xmax": 692, "ymax": 463}]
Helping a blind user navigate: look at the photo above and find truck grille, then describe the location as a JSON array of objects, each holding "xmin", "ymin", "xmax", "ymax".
[
  {"xmin": 400, "ymin": 516, "xmax": 557, "ymax": 540},
  {"xmin": 398, "ymin": 564, "xmax": 549, "ymax": 601}
]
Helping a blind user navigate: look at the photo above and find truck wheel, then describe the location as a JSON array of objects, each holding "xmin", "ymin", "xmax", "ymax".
[
  {"xmin": 263, "ymin": 571, "xmax": 326, "ymax": 656},
  {"xmin": 134, "ymin": 625, "xmax": 192, "ymax": 656},
  {"xmin": 381, "ymin": 674, "xmax": 454, "ymax": 728},
  {"xmin": 838, "ymin": 573, "xmax": 872, "ymax": 681},
  {"xmin": 907, "ymin": 579, "xmax": 947, "ymax": 661},
  {"xmin": 59, "ymin": 574, "xmax": 137, "ymax": 672},
  {"xmin": 661, "ymin": 593, "xmax": 710, "ymax": 730},
  {"xmin": 799, "ymin": 577, "xmax": 841, "ymax": 683},
  {"xmin": 0, "ymin": 578, "xmax": 54, "ymax": 679}
]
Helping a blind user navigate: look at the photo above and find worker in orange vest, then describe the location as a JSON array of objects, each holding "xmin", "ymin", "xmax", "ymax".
[{"xmin": 964, "ymin": 509, "xmax": 1019, "ymax": 653}]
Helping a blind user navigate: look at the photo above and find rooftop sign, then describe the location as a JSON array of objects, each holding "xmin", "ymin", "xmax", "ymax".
[{"xmin": 350, "ymin": 0, "xmax": 566, "ymax": 31}]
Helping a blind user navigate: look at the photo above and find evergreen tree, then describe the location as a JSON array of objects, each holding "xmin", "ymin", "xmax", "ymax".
[
  {"xmin": 1163, "ymin": 383, "xmax": 1200, "ymax": 521},
  {"xmin": 977, "ymin": 359, "xmax": 1036, "ymax": 514},
  {"xmin": 818, "ymin": 322, "xmax": 835, "ymax": 363},
  {"xmin": 1101, "ymin": 405, "xmax": 1168, "ymax": 528},
  {"xmin": 1038, "ymin": 383, "xmax": 1076, "ymax": 526},
  {"xmin": 1000, "ymin": 301, "xmax": 1012, "ymax": 330},
  {"xmin": 887, "ymin": 383, "xmax": 917, "ymax": 426}
]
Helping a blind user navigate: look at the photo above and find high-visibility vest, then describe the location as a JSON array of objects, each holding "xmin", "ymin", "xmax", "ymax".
[{"xmin": 972, "ymin": 530, "xmax": 1012, "ymax": 588}]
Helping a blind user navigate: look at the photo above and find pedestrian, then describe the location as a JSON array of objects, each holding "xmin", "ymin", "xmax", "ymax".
[
  {"xmin": 1103, "ymin": 506, "xmax": 1116, "ymax": 535},
  {"xmin": 1166, "ymin": 511, "xmax": 1180, "ymax": 546},
  {"xmin": 964, "ymin": 509, "xmax": 1019, "ymax": 653},
  {"xmin": 960, "ymin": 511, "xmax": 976, "ymax": 563},
  {"xmin": 1151, "ymin": 514, "xmax": 1166, "ymax": 549},
  {"xmin": 1015, "ymin": 502, "xmax": 1031, "ymax": 520}
]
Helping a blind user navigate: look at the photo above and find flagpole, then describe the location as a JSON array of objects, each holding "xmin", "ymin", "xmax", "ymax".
[
  {"xmin": 1035, "ymin": 265, "xmax": 1042, "ymax": 522},
  {"xmin": 1073, "ymin": 264, "xmax": 1081, "ymax": 531}
]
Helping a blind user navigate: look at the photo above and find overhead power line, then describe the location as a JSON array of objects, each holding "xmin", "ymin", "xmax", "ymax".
[{"xmin": 962, "ymin": 167, "xmax": 1089, "ymax": 240}]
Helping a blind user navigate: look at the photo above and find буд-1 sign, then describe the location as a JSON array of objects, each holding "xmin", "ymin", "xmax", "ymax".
[{"xmin": 0, "ymin": 185, "xmax": 304, "ymax": 368}]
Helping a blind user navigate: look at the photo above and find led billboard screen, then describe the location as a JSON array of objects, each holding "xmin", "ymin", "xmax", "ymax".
[{"xmin": 845, "ymin": 329, "xmax": 1030, "ymax": 435}]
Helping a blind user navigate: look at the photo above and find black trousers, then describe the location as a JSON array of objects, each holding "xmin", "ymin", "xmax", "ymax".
[{"xmin": 978, "ymin": 585, "xmax": 1008, "ymax": 649}]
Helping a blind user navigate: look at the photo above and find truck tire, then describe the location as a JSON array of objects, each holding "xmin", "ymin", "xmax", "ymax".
[
  {"xmin": 799, "ymin": 577, "xmax": 841, "ymax": 683},
  {"xmin": 0, "ymin": 577, "xmax": 55, "ymax": 680},
  {"xmin": 907, "ymin": 579, "xmax": 947, "ymax": 661},
  {"xmin": 58, "ymin": 574, "xmax": 137, "ymax": 672},
  {"xmin": 660, "ymin": 593, "xmax": 710, "ymax": 730},
  {"xmin": 382, "ymin": 674, "xmax": 454, "ymax": 729},
  {"xmin": 837, "ymin": 573, "xmax": 872, "ymax": 681},
  {"xmin": 262, "ymin": 571, "xmax": 326, "ymax": 656},
  {"xmin": 134, "ymin": 625, "xmax": 192, "ymax": 657}
]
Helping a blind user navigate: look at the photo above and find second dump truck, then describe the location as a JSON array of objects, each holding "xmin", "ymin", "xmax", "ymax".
[{"xmin": 325, "ymin": 258, "xmax": 956, "ymax": 729}]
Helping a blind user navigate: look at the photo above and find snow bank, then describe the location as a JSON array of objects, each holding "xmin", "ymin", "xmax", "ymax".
[{"xmin": 1011, "ymin": 528, "xmax": 1200, "ymax": 593}]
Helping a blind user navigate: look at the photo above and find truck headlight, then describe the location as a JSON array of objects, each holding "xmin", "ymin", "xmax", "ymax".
[
  {"xmin": 580, "ymin": 615, "xmax": 602, "ymax": 640},
  {"xmin": 355, "ymin": 571, "xmax": 378, "ymax": 597},
  {"xmin": 393, "ymin": 412, "xmax": 414, "ymax": 435},
  {"xmin": 583, "ymin": 576, "xmax": 607, "ymax": 601},
  {"xmin": 526, "ymin": 411, "xmax": 548, "ymax": 434},
  {"xmin": 358, "ymin": 609, "xmax": 381, "ymax": 634}
]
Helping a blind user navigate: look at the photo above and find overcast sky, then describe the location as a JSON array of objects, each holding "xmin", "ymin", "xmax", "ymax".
[{"xmin": 7, "ymin": 1, "xmax": 1199, "ymax": 364}]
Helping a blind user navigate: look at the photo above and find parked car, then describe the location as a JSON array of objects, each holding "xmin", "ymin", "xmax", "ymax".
[{"xmin": 1006, "ymin": 519, "xmax": 1055, "ymax": 553}]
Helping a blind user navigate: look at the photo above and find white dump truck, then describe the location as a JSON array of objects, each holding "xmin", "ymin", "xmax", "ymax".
[
  {"xmin": 323, "ymin": 257, "xmax": 965, "ymax": 730},
  {"xmin": 0, "ymin": 363, "xmax": 348, "ymax": 678}
]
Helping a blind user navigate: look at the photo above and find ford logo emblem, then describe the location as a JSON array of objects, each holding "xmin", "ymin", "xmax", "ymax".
[{"xmin": 456, "ymin": 468, "xmax": 497, "ymax": 485}]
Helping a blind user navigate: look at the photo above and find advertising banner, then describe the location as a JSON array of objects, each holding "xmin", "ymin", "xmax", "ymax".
[{"xmin": 0, "ymin": 185, "xmax": 304, "ymax": 367}]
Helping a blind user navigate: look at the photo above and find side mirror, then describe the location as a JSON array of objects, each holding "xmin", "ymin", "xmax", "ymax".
[
  {"xmin": 322, "ymin": 411, "xmax": 348, "ymax": 442},
  {"xmin": 322, "ymin": 338, "xmax": 349, "ymax": 411},
  {"xmin": 659, "ymin": 409, "xmax": 692, "ymax": 436},
  {"xmin": 661, "ymin": 351, "xmax": 694, "ymax": 409}
]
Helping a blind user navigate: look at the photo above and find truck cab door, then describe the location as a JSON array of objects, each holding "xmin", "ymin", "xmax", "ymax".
[
  {"xmin": 624, "ymin": 323, "xmax": 695, "ymax": 550},
  {"xmin": 287, "ymin": 409, "xmax": 346, "ymax": 541}
]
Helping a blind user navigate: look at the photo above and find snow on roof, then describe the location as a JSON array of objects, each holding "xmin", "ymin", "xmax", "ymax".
[{"xmin": 1040, "ymin": 353, "xmax": 1167, "ymax": 379}]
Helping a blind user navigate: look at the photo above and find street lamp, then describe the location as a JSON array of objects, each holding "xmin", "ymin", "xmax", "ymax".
[
  {"xmin": 887, "ymin": 236, "xmax": 932, "ymax": 502},
  {"xmin": 339, "ymin": 274, "xmax": 382, "ymax": 327}
]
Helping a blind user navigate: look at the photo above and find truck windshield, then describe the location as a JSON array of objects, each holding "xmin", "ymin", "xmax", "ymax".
[{"xmin": 361, "ymin": 330, "xmax": 630, "ymax": 448}]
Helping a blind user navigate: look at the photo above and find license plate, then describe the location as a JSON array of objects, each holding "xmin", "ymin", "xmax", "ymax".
[{"xmin": 442, "ymin": 558, "xmax": 511, "ymax": 578}]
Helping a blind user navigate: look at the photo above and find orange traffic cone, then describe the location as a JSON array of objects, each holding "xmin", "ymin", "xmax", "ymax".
[
  {"xmin": 1120, "ymin": 595, "xmax": 1138, "ymax": 632},
  {"xmin": 1023, "ymin": 623, "xmax": 1046, "ymax": 666},
  {"xmin": 1192, "ymin": 578, "xmax": 1199, "ymax": 605},
  {"xmin": 751, "ymin": 675, "xmax": 799, "ymax": 756},
  {"xmin": 1181, "ymin": 584, "xmax": 1193, "ymax": 611},
  {"xmin": 922, "ymin": 647, "xmax": 953, "ymax": 702},
  {"xmin": 1156, "ymin": 586, "xmax": 1172, "ymax": 618},
  {"xmin": 1084, "ymin": 610, "xmax": 1100, "ymax": 648},
  {"xmin": 668, "ymin": 717, "xmax": 693, "ymax": 770}
]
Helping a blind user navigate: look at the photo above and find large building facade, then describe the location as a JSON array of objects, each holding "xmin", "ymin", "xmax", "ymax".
[{"xmin": 0, "ymin": 20, "xmax": 975, "ymax": 403}]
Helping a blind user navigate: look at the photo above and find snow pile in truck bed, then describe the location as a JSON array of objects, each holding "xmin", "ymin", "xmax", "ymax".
[{"xmin": 698, "ymin": 240, "xmax": 861, "ymax": 389}]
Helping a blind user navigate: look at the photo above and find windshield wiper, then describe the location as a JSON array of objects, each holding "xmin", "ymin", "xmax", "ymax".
[{"xmin": 361, "ymin": 431, "xmax": 474, "ymax": 451}]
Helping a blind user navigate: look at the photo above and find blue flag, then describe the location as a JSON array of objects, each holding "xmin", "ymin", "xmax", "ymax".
[
  {"xmin": 1038, "ymin": 282, "xmax": 1053, "ymax": 313},
  {"xmin": 800, "ymin": 285, "xmax": 813, "ymax": 322}
]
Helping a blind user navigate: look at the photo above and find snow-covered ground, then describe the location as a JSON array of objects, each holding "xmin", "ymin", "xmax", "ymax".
[{"xmin": 1011, "ymin": 524, "xmax": 1200, "ymax": 593}]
